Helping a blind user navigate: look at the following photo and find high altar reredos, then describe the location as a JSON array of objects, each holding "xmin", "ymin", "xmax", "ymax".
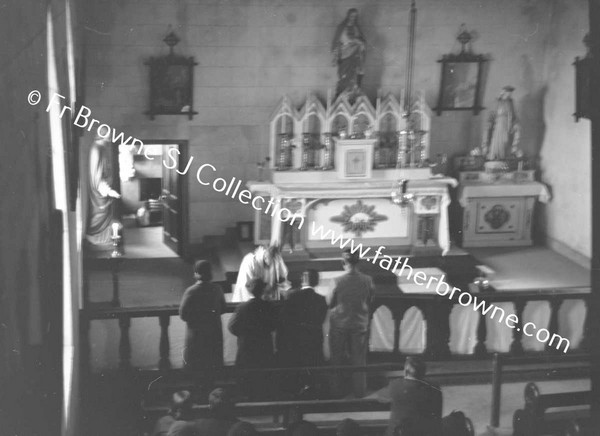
[{"xmin": 247, "ymin": 92, "xmax": 458, "ymax": 257}]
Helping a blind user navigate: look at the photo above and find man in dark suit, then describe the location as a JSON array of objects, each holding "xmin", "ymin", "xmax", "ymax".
[
  {"xmin": 277, "ymin": 269, "xmax": 327, "ymax": 367},
  {"xmin": 277, "ymin": 269, "xmax": 328, "ymax": 398},
  {"xmin": 329, "ymin": 249, "xmax": 375, "ymax": 398},
  {"xmin": 384, "ymin": 357, "xmax": 442, "ymax": 436},
  {"xmin": 228, "ymin": 278, "xmax": 277, "ymax": 399}
]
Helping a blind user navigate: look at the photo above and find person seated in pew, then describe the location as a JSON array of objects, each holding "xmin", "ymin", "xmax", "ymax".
[
  {"xmin": 152, "ymin": 390, "xmax": 195, "ymax": 436},
  {"xmin": 383, "ymin": 357, "xmax": 442, "ymax": 436},
  {"xmin": 336, "ymin": 419, "xmax": 361, "ymax": 436},
  {"xmin": 277, "ymin": 269, "xmax": 328, "ymax": 398},
  {"xmin": 392, "ymin": 418, "xmax": 424, "ymax": 436},
  {"xmin": 286, "ymin": 420, "xmax": 320, "ymax": 436},
  {"xmin": 179, "ymin": 260, "xmax": 227, "ymax": 371},
  {"xmin": 227, "ymin": 421, "xmax": 258, "ymax": 436},
  {"xmin": 192, "ymin": 388, "xmax": 239, "ymax": 436},
  {"xmin": 228, "ymin": 278, "xmax": 278, "ymax": 400}
]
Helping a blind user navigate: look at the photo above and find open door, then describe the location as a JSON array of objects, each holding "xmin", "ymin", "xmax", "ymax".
[{"xmin": 161, "ymin": 143, "xmax": 186, "ymax": 255}]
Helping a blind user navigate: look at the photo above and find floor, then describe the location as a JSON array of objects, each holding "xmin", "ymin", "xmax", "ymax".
[
  {"xmin": 468, "ymin": 246, "xmax": 590, "ymax": 290},
  {"xmin": 122, "ymin": 226, "xmax": 179, "ymax": 259}
]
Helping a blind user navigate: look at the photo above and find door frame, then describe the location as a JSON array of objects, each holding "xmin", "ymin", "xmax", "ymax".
[{"xmin": 142, "ymin": 139, "xmax": 190, "ymax": 258}]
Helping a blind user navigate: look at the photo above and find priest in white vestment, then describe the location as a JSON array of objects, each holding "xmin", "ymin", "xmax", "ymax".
[{"xmin": 232, "ymin": 245, "xmax": 288, "ymax": 302}]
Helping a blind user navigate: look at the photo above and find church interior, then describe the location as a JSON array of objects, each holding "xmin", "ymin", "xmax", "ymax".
[{"xmin": 2, "ymin": 0, "xmax": 599, "ymax": 435}]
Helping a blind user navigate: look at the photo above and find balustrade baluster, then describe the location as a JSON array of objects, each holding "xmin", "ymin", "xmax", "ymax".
[
  {"xmin": 432, "ymin": 300, "xmax": 452, "ymax": 358},
  {"xmin": 510, "ymin": 301, "xmax": 526, "ymax": 355},
  {"xmin": 159, "ymin": 315, "xmax": 171, "ymax": 369},
  {"xmin": 423, "ymin": 303, "xmax": 437, "ymax": 357},
  {"xmin": 118, "ymin": 316, "xmax": 132, "ymax": 369},
  {"xmin": 546, "ymin": 298, "xmax": 564, "ymax": 354},
  {"xmin": 392, "ymin": 305, "xmax": 408, "ymax": 356},
  {"xmin": 474, "ymin": 304, "xmax": 488, "ymax": 356}
]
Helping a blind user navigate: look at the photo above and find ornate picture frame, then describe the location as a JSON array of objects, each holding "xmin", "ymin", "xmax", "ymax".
[
  {"xmin": 145, "ymin": 56, "xmax": 197, "ymax": 120},
  {"xmin": 145, "ymin": 31, "xmax": 198, "ymax": 120},
  {"xmin": 434, "ymin": 52, "xmax": 486, "ymax": 115}
]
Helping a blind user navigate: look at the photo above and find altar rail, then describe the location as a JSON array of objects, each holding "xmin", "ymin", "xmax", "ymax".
[{"xmin": 80, "ymin": 286, "xmax": 590, "ymax": 372}]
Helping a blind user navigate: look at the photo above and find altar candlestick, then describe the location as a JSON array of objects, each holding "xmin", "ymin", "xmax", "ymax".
[{"xmin": 112, "ymin": 222, "xmax": 120, "ymax": 238}]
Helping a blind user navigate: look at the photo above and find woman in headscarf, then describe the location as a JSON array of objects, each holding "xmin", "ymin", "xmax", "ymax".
[{"xmin": 332, "ymin": 8, "xmax": 366, "ymax": 98}]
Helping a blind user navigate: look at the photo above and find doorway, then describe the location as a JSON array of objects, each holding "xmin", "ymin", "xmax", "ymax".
[{"xmin": 116, "ymin": 140, "xmax": 188, "ymax": 258}]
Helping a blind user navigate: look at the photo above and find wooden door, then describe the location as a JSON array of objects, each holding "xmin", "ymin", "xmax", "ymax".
[{"xmin": 161, "ymin": 144, "xmax": 183, "ymax": 254}]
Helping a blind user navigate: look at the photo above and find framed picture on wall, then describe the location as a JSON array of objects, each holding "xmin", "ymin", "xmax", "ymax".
[
  {"xmin": 146, "ymin": 56, "xmax": 198, "ymax": 120},
  {"xmin": 434, "ymin": 53, "xmax": 486, "ymax": 115}
]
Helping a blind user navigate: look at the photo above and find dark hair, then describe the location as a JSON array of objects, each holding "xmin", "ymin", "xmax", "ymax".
[
  {"xmin": 170, "ymin": 390, "xmax": 192, "ymax": 419},
  {"xmin": 346, "ymin": 8, "xmax": 359, "ymax": 18},
  {"xmin": 208, "ymin": 388, "xmax": 234, "ymax": 415},
  {"xmin": 288, "ymin": 271, "xmax": 303, "ymax": 288},
  {"xmin": 342, "ymin": 249, "xmax": 360, "ymax": 266},
  {"xmin": 228, "ymin": 421, "xmax": 258, "ymax": 436},
  {"xmin": 404, "ymin": 356, "xmax": 426, "ymax": 380},
  {"xmin": 194, "ymin": 260, "xmax": 212, "ymax": 281},
  {"xmin": 287, "ymin": 420, "xmax": 320, "ymax": 436},
  {"xmin": 304, "ymin": 269, "xmax": 320, "ymax": 287},
  {"xmin": 246, "ymin": 278, "xmax": 266, "ymax": 298},
  {"xmin": 336, "ymin": 419, "xmax": 360, "ymax": 436}
]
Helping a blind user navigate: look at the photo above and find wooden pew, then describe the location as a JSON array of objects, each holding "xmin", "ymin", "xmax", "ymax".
[
  {"xmin": 512, "ymin": 382, "xmax": 590, "ymax": 436},
  {"xmin": 144, "ymin": 398, "xmax": 391, "ymax": 425},
  {"xmin": 143, "ymin": 398, "xmax": 475, "ymax": 436}
]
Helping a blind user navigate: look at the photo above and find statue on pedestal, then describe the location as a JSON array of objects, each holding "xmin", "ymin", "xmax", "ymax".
[
  {"xmin": 86, "ymin": 135, "xmax": 121, "ymax": 247},
  {"xmin": 332, "ymin": 8, "xmax": 366, "ymax": 100},
  {"xmin": 484, "ymin": 86, "xmax": 520, "ymax": 160}
]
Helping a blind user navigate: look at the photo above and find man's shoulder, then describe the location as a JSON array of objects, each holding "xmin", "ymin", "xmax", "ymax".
[{"xmin": 302, "ymin": 288, "xmax": 327, "ymax": 304}]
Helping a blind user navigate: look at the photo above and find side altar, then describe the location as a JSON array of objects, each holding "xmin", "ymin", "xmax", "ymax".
[{"xmin": 248, "ymin": 92, "xmax": 457, "ymax": 256}]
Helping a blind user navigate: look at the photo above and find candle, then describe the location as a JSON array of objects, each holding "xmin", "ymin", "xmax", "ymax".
[{"xmin": 112, "ymin": 222, "xmax": 119, "ymax": 238}]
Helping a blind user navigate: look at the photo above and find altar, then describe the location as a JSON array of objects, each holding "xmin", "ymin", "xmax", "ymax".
[
  {"xmin": 249, "ymin": 92, "xmax": 457, "ymax": 256},
  {"xmin": 249, "ymin": 176, "xmax": 456, "ymax": 256}
]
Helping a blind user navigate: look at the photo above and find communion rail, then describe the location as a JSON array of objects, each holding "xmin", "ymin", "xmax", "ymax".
[{"xmin": 80, "ymin": 286, "xmax": 590, "ymax": 372}]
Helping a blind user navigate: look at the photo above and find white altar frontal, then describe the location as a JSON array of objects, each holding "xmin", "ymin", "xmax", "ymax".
[{"xmin": 249, "ymin": 92, "xmax": 457, "ymax": 256}]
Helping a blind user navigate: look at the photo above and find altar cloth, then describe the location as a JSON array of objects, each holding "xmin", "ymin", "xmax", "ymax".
[{"xmin": 458, "ymin": 181, "xmax": 551, "ymax": 207}]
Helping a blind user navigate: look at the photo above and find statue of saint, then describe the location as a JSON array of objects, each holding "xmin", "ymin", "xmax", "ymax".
[
  {"xmin": 86, "ymin": 135, "xmax": 121, "ymax": 246},
  {"xmin": 332, "ymin": 8, "xmax": 366, "ymax": 99},
  {"xmin": 484, "ymin": 86, "xmax": 521, "ymax": 160}
]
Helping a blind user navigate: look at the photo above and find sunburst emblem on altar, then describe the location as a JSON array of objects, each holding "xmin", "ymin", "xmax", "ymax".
[{"xmin": 330, "ymin": 200, "xmax": 388, "ymax": 237}]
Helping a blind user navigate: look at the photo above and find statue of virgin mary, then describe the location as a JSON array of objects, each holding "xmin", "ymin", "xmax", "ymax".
[{"xmin": 332, "ymin": 8, "xmax": 366, "ymax": 99}]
